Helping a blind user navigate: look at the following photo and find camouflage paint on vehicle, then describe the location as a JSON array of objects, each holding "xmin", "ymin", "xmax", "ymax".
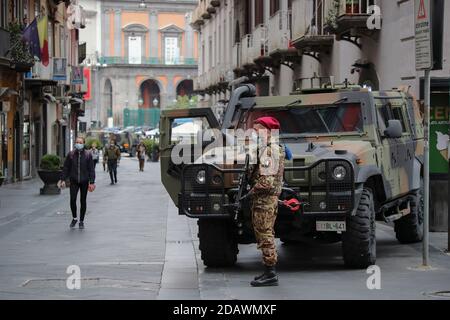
[{"xmin": 160, "ymin": 86, "xmax": 424, "ymax": 217}]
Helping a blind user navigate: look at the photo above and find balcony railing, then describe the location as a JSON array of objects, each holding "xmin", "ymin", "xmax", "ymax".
[
  {"xmin": 324, "ymin": 0, "xmax": 380, "ymax": 44},
  {"xmin": 240, "ymin": 34, "xmax": 254, "ymax": 66},
  {"xmin": 268, "ymin": 10, "xmax": 292, "ymax": 54},
  {"xmin": 250, "ymin": 25, "xmax": 269, "ymax": 60},
  {"xmin": 232, "ymin": 42, "xmax": 242, "ymax": 70},
  {"xmin": 98, "ymin": 56, "xmax": 198, "ymax": 66},
  {"xmin": 337, "ymin": 0, "xmax": 377, "ymax": 16}
]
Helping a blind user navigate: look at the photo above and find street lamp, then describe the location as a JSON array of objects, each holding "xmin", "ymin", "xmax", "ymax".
[
  {"xmin": 139, "ymin": 0, "xmax": 147, "ymax": 9},
  {"xmin": 153, "ymin": 97, "xmax": 159, "ymax": 108},
  {"xmin": 138, "ymin": 98, "xmax": 144, "ymax": 107}
]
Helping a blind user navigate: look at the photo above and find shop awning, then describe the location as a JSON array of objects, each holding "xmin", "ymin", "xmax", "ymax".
[{"xmin": 24, "ymin": 79, "xmax": 58, "ymax": 87}]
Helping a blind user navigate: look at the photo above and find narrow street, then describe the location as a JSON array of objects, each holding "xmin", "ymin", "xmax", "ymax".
[{"xmin": 0, "ymin": 157, "xmax": 449, "ymax": 300}]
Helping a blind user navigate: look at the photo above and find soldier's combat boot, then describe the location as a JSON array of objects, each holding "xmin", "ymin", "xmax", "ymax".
[{"xmin": 251, "ymin": 266, "xmax": 278, "ymax": 287}]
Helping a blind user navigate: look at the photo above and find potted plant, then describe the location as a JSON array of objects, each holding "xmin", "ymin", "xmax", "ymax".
[
  {"xmin": 325, "ymin": 0, "xmax": 340, "ymax": 32},
  {"xmin": 151, "ymin": 142, "xmax": 160, "ymax": 162},
  {"xmin": 38, "ymin": 154, "xmax": 62, "ymax": 195}
]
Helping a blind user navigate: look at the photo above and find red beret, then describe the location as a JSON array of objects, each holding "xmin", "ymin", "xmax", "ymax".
[{"xmin": 254, "ymin": 117, "xmax": 280, "ymax": 130}]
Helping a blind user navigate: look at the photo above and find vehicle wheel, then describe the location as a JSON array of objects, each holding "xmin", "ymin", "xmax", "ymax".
[
  {"xmin": 342, "ymin": 188, "xmax": 376, "ymax": 269},
  {"xmin": 198, "ymin": 219, "xmax": 238, "ymax": 267},
  {"xmin": 394, "ymin": 180, "xmax": 424, "ymax": 244}
]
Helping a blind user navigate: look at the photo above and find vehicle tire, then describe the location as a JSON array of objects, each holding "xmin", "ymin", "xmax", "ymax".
[
  {"xmin": 342, "ymin": 188, "xmax": 376, "ymax": 269},
  {"xmin": 394, "ymin": 180, "xmax": 424, "ymax": 244},
  {"xmin": 198, "ymin": 219, "xmax": 238, "ymax": 267}
]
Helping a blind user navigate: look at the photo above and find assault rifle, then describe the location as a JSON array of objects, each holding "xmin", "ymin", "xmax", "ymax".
[{"xmin": 233, "ymin": 153, "xmax": 250, "ymax": 221}]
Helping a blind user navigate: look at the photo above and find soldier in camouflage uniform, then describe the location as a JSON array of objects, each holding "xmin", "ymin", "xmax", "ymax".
[{"xmin": 248, "ymin": 117, "xmax": 285, "ymax": 287}]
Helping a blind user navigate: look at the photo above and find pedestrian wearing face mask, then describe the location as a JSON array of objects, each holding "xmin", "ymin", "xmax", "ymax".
[
  {"xmin": 104, "ymin": 139, "xmax": 121, "ymax": 185},
  {"xmin": 59, "ymin": 137, "xmax": 96, "ymax": 229}
]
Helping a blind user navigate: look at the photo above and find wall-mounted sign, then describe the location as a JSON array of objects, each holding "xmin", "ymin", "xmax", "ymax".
[
  {"xmin": 71, "ymin": 66, "xmax": 84, "ymax": 85},
  {"xmin": 83, "ymin": 68, "xmax": 91, "ymax": 100},
  {"xmin": 415, "ymin": 0, "xmax": 433, "ymax": 70},
  {"xmin": 53, "ymin": 58, "xmax": 67, "ymax": 81}
]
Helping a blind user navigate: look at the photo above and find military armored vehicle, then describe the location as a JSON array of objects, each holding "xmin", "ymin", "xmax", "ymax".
[{"xmin": 160, "ymin": 81, "xmax": 424, "ymax": 269}]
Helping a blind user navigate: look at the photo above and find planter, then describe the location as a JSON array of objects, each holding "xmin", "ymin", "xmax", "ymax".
[
  {"xmin": 0, "ymin": 177, "xmax": 4, "ymax": 186},
  {"xmin": 151, "ymin": 150, "xmax": 160, "ymax": 162},
  {"xmin": 38, "ymin": 169, "xmax": 62, "ymax": 195}
]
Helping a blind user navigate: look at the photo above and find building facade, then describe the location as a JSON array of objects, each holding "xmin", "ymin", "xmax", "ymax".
[
  {"xmin": 1, "ymin": 0, "xmax": 86, "ymax": 184},
  {"xmin": 193, "ymin": 0, "xmax": 450, "ymax": 229},
  {"xmin": 79, "ymin": 0, "xmax": 199, "ymax": 129}
]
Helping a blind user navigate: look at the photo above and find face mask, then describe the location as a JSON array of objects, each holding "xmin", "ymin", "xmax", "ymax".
[{"xmin": 75, "ymin": 143, "xmax": 84, "ymax": 151}]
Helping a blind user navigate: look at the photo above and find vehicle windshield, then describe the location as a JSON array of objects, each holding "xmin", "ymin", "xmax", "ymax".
[{"xmin": 239, "ymin": 103, "xmax": 363, "ymax": 136}]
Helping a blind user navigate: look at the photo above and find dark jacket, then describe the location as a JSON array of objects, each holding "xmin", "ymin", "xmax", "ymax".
[
  {"xmin": 61, "ymin": 149, "xmax": 96, "ymax": 184},
  {"xmin": 104, "ymin": 145, "xmax": 121, "ymax": 161}
]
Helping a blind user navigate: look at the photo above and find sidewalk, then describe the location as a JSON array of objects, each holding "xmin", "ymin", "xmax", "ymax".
[{"xmin": 0, "ymin": 178, "xmax": 68, "ymax": 235}]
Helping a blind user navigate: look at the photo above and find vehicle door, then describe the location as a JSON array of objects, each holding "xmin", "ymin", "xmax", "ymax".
[
  {"xmin": 160, "ymin": 108, "xmax": 220, "ymax": 206},
  {"xmin": 374, "ymin": 99, "xmax": 402, "ymax": 199}
]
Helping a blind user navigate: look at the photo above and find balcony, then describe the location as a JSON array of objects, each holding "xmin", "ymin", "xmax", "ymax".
[
  {"xmin": 190, "ymin": 0, "xmax": 210, "ymax": 30},
  {"xmin": 98, "ymin": 56, "xmax": 198, "ymax": 67},
  {"xmin": 325, "ymin": 0, "xmax": 380, "ymax": 47},
  {"xmin": 232, "ymin": 42, "xmax": 243, "ymax": 75},
  {"xmin": 292, "ymin": 0, "xmax": 334, "ymax": 62},
  {"xmin": 267, "ymin": 10, "xmax": 293, "ymax": 55},
  {"xmin": 265, "ymin": 10, "xmax": 301, "ymax": 69},
  {"xmin": 236, "ymin": 33, "xmax": 265, "ymax": 78},
  {"xmin": 210, "ymin": 0, "xmax": 221, "ymax": 7},
  {"xmin": 3, "ymin": 23, "xmax": 35, "ymax": 72},
  {"xmin": 251, "ymin": 25, "xmax": 271, "ymax": 67}
]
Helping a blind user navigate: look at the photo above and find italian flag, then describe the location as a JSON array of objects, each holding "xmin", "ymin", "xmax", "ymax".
[{"xmin": 37, "ymin": 15, "xmax": 49, "ymax": 66}]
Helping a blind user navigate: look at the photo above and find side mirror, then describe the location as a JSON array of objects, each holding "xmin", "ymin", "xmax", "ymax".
[{"xmin": 384, "ymin": 120, "xmax": 403, "ymax": 139}]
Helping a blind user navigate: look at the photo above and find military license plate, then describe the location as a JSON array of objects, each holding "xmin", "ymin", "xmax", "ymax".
[{"xmin": 316, "ymin": 221, "xmax": 346, "ymax": 232}]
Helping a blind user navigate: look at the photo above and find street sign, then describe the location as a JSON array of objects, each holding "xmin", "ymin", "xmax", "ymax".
[{"xmin": 415, "ymin": 0, "xmax": 433, "ymax": 70}]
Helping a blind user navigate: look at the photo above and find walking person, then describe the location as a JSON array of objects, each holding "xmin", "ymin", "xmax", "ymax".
[
  {"xmin": 102, "ymin": 142, "xmax": 109, "ymax": 172},
  {"xmin": 247, "ymin": 117, "xmax": 285, "ymax": 287},
  {"xmin": 90, "ymin": 142, "xmax": 100, "ymax": 169},
  {"xmin": 59, "ymin": 137, "xmax": 96, "ymax": 230},
  {"xmin": 137, "ymin": 141, "xmax": 147, "ymax": 172},
  {"xmin": 104, "ymin": 139, "xmax": 121, "ymax": 185}
]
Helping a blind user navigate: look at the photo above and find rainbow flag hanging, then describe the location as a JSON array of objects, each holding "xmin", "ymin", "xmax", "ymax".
[{"xmin": 37, "ymin": 15, "xmax": 49, "ymax": 66}]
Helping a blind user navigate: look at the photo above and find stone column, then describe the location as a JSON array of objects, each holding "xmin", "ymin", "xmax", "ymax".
[
  {"xmin": 149, "ymin": 10, "xmax": 158, "ymax": 58},
  {"xmin": 102, "ymin": 9, "xmax": 111, "ymax": 56},
  {"xmin": 114, "ymin": 9, "xmax": 122, "ymax": 57},
  {"xmin": 185, "ymin": 13, "xmax": 193, "ymax": 59}
]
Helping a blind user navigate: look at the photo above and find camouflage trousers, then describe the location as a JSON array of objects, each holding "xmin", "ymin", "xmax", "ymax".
[{"xmin": 251, "ymin": 195, "xmax": 279, "ymax": 267}]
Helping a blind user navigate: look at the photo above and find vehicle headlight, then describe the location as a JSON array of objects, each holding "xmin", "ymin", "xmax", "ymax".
[
  {"xmin": 333, "ymin": 165, "xmax": 347, "ymax": 180},
  {"xmin": 196, "ymin": 170, "xmax": 206, "ymax": 184}
]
